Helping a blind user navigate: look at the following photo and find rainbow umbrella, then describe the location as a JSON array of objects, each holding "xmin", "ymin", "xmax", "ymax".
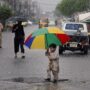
[{"xmin": 25, "ymin": 27, "xmax": 70, "ymax": 49}]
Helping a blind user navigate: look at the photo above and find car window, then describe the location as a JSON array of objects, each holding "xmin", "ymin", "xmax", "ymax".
[{"xmin": 65, "ymin": 24, "xmax": 84, "ymax": 30}]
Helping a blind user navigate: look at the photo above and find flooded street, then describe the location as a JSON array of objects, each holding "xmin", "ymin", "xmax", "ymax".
[{"xmin": 0, "ymin": 25, "xmax": 90, "ymax": 90}]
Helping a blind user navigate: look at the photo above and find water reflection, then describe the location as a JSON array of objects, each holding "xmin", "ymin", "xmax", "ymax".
[{"xmin": 45, "ymin": 83, "xmax": 59, "ymax": 90}]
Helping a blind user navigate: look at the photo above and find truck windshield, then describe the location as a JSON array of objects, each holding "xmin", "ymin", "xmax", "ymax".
[{"xmin": 65, "ymin": 24, "xmax": 84, "ymax": 30}]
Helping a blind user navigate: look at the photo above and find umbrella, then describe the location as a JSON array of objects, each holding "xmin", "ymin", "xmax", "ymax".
[{"xmin": 25, "ymin": 27, "xmax": 70, "ymax": 49}]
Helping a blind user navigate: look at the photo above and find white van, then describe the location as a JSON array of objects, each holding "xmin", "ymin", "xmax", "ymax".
[{"xmin": 59, "ymin": 22, "xmax": 89, "ymax": 54}]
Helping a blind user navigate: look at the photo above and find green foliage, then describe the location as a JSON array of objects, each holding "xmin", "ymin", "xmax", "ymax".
[
  {"xmin": 0, "ymin": 4, "xmax": 12, "ymax": 24},
  {"xmin": 56, "ymin": 0, "xmax": 90, "ymax": 16},
  {"xmin": 74, "ymin": 0, "xmax": 89, "ymax": 12}
]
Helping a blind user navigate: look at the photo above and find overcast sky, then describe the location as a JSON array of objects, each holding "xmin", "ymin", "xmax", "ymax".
[{"xmin": 33, "ymin": 0, "xmax": 60, "ymax": 12}]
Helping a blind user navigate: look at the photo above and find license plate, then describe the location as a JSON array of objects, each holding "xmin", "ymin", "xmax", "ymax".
[{"xmin": 70, "ymin": 43, "xmax": 77, "ymax": 47}]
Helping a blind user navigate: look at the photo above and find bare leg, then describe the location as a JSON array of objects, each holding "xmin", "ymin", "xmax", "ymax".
[{"xmin": 52, "ymin": 71, "xmax": 59, "ymax": 83}]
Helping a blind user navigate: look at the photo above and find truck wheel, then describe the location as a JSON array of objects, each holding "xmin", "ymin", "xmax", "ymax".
[
  {"xmin": 83, "ymin": 46, "xmax": 88, "ymax": 54},
  {"xmin": 59, "ymin": 46, "xmax": 64, "ymax": 55}
]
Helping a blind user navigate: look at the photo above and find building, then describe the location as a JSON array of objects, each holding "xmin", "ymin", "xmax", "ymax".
[
  {"xmin": 74, "ymin": 12, "xmax": 90, "ymax": 22},
  {"xmin": 33, "ymin": 0, "xmax": 60, "ymax": 12},
  {"xmin": 21, "ymin": 0, "xmax": 32, "ymax": 5}
]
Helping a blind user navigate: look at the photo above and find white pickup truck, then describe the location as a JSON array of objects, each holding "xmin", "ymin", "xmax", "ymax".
[{"xmin": 59, "ymin": 22, "xmax": 89, "ymax": 54}]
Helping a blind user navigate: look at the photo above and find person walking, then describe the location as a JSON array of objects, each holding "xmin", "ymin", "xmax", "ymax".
[
  {"xmin": 0, "ymin": 22, "xmax": 3, "ymax": 48},
  {"xmin": 45, "ymin": 44, "xmax": 59, "ymax": 83},
  {"xmin": 12, "ymin": 21, "xmax": 25, "ymax": 58}
]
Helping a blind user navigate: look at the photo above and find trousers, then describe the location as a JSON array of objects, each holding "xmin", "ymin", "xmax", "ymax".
[
  {"xmin": 47, "ymin": 59, "xmax": 59, "ymax": 80},
  {"xmin": 14, "ymin": 38, "xmax": 24, "ymax": 54}
]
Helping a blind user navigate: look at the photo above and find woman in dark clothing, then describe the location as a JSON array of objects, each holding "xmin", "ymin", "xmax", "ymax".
[{"xmin": 12, "ymin": 21, "xmax": 25, "ymax": 58}]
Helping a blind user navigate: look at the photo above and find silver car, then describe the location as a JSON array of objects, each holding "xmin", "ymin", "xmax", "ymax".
[{"xmin": 59, "ymin": 22, "xmax": 89, "ymax": 54}]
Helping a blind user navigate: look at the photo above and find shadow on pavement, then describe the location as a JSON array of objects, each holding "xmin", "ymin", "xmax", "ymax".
[
  {"xmin": 60, "ymin": 51, "xmax": 90, "ymax": 58},
  {"xmin": 2, "ymin": 77, "xmax": 70, "ymax": 84}
]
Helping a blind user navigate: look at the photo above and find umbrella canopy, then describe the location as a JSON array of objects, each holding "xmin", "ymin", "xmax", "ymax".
[{"xmin": 25, "ymin": 27, "xmax": 70, "ymax": 49}]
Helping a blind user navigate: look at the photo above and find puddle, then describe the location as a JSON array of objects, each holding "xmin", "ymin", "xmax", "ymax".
[
  {"xmin": 12, "ymin": 77, "xmax": 24, "ymax": 83},
  {"xmin": 1, "ymin": 77, "xmax": 70, "ymax": 84},
  {"xmin": 1, "ymin": 78, "xmax": 90, "ymax": 90}
]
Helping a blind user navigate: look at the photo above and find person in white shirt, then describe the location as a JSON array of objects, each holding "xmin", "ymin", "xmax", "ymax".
[
  {"xmin": 45, "ymin": 44, "xmax": 59, "ymax": 83},
  {"xmin": 0, "ymin": 22, "xmax": 3, "ymax": 48}
]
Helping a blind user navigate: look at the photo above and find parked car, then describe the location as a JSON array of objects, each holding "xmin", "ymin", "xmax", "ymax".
[
  {"xmin": 22, "ymin": 21, "xmax": 28, "ymax": 26},
  {"xmin": 27, "ymin": 20, "xmax": 33, "ymax": 25},
  {"xmin": 85, "ymin": 23, "xmax": 90, "ymax": 47},
  {"xmin": 48, "ymin": 20, "xmax": 55, "ymax": 26},
  {"xmin": 59, "ymin": 22, "xmax": 89, "ymax": 54},
  {"xmin": 39, "ymin": 18, "xmax": 49, "ymax": 28}
]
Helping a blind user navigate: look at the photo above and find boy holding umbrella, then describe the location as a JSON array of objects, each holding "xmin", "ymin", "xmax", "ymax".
[{"xmin": 45, "ymin": 44, "xmax": 59, "ymax": 83}]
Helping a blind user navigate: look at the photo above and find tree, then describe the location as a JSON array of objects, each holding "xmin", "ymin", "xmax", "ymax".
[
  {"xmin": 0, "ymin": 4, "xmax": 12, "ymax": 24},
  {"xmin": 56, "ymin": 0, "xmax": 90, "ymax": 16}
]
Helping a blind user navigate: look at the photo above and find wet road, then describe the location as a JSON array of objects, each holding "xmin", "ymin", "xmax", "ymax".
[{"xmin": 0, "ymin": 25, "xmax": 90, "ymax": 90}]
